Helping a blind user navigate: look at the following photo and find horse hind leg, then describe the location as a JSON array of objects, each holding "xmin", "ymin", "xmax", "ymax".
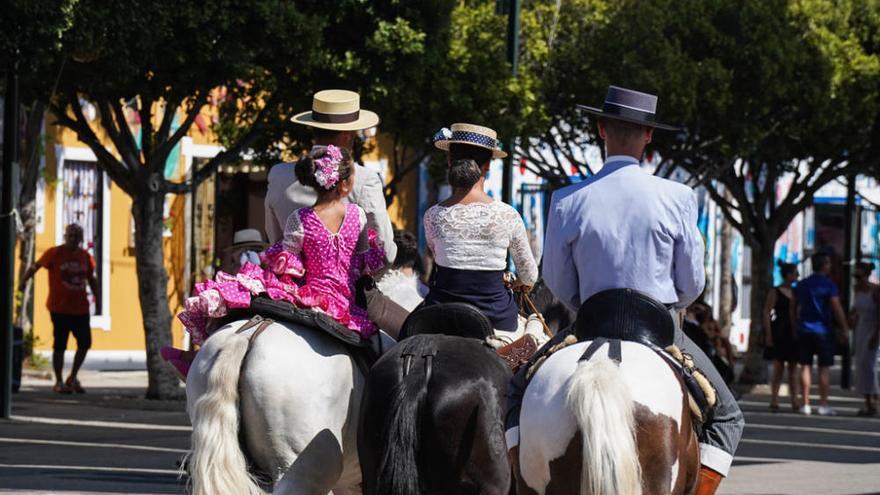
[{"xmin": 272, "ymin": 429, "xmax": 346, "ymax": 495}]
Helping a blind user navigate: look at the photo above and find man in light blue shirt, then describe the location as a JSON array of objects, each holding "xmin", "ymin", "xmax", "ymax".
[{"xmin": 506, "ymin": 86, "xmax": 743, "ymax": 495}]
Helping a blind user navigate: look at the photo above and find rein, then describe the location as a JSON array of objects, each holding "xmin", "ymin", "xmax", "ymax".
[{"xmin": 517, "ymin": 290, "xmax": 554, "ymax": 338}]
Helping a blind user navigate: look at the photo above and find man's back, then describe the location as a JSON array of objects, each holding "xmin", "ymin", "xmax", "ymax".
[
  {"xmin": 543, "ymin": 159, "xmax": 704, "ymax": 310},
  {"xmin": 795, "ymin": 273, "xmax": 839, "ymax": 334}
]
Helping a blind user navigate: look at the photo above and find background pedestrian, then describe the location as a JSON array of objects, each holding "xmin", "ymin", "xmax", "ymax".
[
  {"xmin": 851, "ymin": 261, "xmax": 879, "ymax": 416},
  {"xmin": 791, "ymin": 252, "xmax": 849, "ymax": 416},
  {"xmin": 763, "ymin": 260, "xmax": 800, "ymax": 412},
  {"xmin": 18, "ymin": 223, "xmax": 98, "ymax": 394}
]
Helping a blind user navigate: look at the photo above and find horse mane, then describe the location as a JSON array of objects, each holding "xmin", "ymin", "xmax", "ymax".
[{"xmin": 376, "ymin": 336, "xmax": 436, "ymax": 495}]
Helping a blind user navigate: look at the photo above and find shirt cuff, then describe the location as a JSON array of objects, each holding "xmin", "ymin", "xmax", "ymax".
[
  {"xmin": 699, "ymin": 443, "xmax": 734, "ymax": 476},
  {"xmin": 505, "ymin": 426, "xmax": 520, "ymax": 450}
]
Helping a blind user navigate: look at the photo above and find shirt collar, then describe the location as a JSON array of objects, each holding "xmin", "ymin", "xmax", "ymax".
[{"xmin": 597, "ymin": 155, "xmax": 640, "ymax": 177}]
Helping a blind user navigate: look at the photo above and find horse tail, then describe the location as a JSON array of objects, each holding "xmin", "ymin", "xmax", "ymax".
[
  {"xmin": 566, "ymin": 353, "xmax": 642, "ymax": 495},
  {"xmin": 188, "ymin": 330, "xmax": 264, "ymax": 495},
  {"xmin": 376, "ymin": 339, "xmax": 432, "ymax": 495}
]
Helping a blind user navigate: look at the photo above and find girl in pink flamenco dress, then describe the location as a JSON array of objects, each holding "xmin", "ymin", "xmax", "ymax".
[{"xmin": 164, "ymin": 145, "xmax": 384, "ymax": 379}]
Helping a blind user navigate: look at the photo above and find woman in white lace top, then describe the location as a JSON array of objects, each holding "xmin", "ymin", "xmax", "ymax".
[{"xmin": 423, "ymin": 123, "xmax": 538, "ymax": 331}]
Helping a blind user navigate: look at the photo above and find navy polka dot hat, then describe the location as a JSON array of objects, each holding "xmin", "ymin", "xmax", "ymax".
[{"xmin": 433, "ymin": 123, "xmax": 507, "ymax": 158}]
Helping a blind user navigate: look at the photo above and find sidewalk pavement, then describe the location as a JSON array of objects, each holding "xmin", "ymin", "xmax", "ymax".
[{"xmin": 0, "ymin": 370, "xmax": 189, "ymax": 495}]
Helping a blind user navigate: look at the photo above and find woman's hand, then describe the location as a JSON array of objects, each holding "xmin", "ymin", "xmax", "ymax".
[
  {"xmin": 765, "ymin": 331, "xmax": 774, "ymax": 348},
  {"xmin": 504, "ymin": 272, "xmax": 531, "ymax": 293}
]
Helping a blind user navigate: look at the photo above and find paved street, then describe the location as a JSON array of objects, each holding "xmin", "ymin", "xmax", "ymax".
[
  {"xmin": 0, "ymin": 368, "xmax": 878, "ymax": 494},
  {"xmin": 0, "ymin": 371, "xmax": 188, "ymax": 495}
]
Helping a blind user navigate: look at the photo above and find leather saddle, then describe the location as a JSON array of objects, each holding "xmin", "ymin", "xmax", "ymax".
[
  {"xmin": 400, "ymin": 302, "xmax": 494, "ymax": 341},
  {"xmin": 575, "ymin": 288, "xmax": 675, "ymax": 348},
  {"xmin": 212, "ymin": 297, "xmax": 372, "ymax": 348}
]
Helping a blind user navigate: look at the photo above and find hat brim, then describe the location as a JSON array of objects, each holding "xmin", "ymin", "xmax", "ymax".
[
  {"xmin": 577, "ymin": 105, "xmax": 681, "ymax": 131},
  {"xmin": 224, "ymin": 241, "xmax": 268, "ymax": 253},
  {"xmin": 291, "ymin": 109, "xmax": 380, "ymax": 131},
  {"xmin": 434, "ymin": 140, "xmax": 508, "ymax": 159}
]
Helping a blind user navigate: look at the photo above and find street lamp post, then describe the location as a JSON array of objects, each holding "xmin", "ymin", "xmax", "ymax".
[
  {"xmin": 499, "ymin": 0, "xmax": 520, "ymax": 205},
  {"xmin": 1, "ymin": 59, "xmax": 20, "ymax": 419}
]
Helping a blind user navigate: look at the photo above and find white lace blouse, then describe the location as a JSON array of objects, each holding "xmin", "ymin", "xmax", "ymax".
[{"xmin": 424, "ymin": 201, "xmax": 538, "ymax": 285}]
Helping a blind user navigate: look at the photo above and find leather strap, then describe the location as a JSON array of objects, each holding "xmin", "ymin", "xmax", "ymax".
[{"xmin": 578, "ymin": 337, "xmax": 622, "ymax": 363}]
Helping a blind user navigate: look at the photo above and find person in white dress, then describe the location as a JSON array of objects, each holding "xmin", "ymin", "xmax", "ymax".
[
  {"xmin": 423, "ymin": 123, "xmax": 539, "ymax": 334},
  {"xmin": 852, "ymin": 261, "xmax": 880, "ymax": 416}
]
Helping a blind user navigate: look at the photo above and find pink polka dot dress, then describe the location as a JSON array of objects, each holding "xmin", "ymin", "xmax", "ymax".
[
  {"xmin": 177, "ymin": 203, "xmax": 385, "ymax": 343},
  {"xmin": 279, "ymin": 203, "xmax": 385, "ymax": 337}
]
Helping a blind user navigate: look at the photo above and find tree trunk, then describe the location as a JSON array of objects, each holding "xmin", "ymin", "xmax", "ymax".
[
  {"xmin": 132, "ymin": 190, "xmax": 183, "ymax": 400},
  {"xmin": 15, "ymin": 103, "xmax": 46, "ymax": 335},
  {"xmin": 739, "ymin": 243, "xmax": 774, "ymax": 384},
  {"xmin": 717, "ymin": 205, "xmax": 734, "ymax": 337}
]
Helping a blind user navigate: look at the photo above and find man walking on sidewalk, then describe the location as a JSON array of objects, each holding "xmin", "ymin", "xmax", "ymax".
[
  {"xmin": 791, "ymin": 251, "xmax": 849, "ymax": 416},
  {"xmin": 19, "ymin": 223, "xmax": 99, "ymax": 394}
]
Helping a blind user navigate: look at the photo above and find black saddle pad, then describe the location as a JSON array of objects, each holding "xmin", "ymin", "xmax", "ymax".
[
  {"xmin": 400, "ymin": 302, "xmax": 494, "ymax": 341},
  {"xmin": 575, "ymin": 288, "xmax": 675, "ymax": 348},
  {"xmin": 214, "ymin": 297, "xmax": 372, "ymax": 348}
]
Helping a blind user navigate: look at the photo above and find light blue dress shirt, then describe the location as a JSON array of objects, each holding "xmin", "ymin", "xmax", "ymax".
[{"xmin": 543, "ymin": 155, "xmax": 705, "ymax": 311}]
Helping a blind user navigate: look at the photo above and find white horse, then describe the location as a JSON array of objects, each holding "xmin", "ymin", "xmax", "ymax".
[
  {"xmin": 516, "ymin": 340, "xmax": 700, "ymax": 495},
  {"xmin": 186, "ymin": 318, "xmax": 393, "ymax": 495}
]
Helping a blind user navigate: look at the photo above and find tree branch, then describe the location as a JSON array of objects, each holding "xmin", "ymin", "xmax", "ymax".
[
  {"xmin": 152, "ymin": 93, "xmax": 206, "ymax": 172},
  {"xmin": 50, "ymin": 99, "xmax": 135, "ymax": 195},
  {"xmin": 108, "ymin": 99, "xmax": 141, "ymax": 169}
]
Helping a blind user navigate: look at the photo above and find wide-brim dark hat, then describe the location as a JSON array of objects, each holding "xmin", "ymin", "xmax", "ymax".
[{"xmin": 577, "ymin": 85, "xmax": 680, "ymax": 131}]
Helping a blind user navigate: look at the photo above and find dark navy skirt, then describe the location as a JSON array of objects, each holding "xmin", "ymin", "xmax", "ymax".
[{"xmin": 423, "ymin": 265, "xmax": 519, "ymax": 331}]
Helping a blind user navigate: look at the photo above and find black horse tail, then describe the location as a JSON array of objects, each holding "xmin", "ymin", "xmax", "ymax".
[{"xmin": 376, "ymin": 337, "xmax": 434, "ymax": 495}]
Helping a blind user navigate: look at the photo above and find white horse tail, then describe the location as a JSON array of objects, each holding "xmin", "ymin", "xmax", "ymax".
[
  {"xmin": 566, "ymin": 354, "xmax": 642, "ymax": 495},
  {"xmin": 189, "ymin": 331, "xmax": 264, "ymax": 495}
]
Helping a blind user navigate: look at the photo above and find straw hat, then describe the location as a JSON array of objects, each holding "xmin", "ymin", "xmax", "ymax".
[
  {"xmin": 291, "ymin": 89, "xmax": 380, "ymax": 131},
  {"xmin": 433, "ymin": 123, "xmax": 507, "ymax": 158}
]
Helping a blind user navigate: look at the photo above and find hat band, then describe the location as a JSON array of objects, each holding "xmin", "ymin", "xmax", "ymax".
[
  {"xmin": 312, "ymin": 110, "xmax": 360, "ymax": 124},
  {"xmin": 450, "ymin": 130, "xmax": 497, "ymax": 149},
  {"xmin": 601, "ymin": 102, "xmax": 656, "ymax": 123}
]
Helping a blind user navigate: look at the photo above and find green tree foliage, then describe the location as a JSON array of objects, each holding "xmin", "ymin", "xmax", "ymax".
[{"xmin": 523, "ymin": 0, "xmax": 880, "ymax": 381}]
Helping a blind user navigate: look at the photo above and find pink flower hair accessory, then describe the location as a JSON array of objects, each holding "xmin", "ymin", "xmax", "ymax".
[{"xmin": 314, "ymin": 144, "xmax": 343, "ymax": 190}]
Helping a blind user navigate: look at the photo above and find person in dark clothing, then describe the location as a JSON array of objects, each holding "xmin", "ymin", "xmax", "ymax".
[{"xmin": 763, "ymin": 260, "xmax": 800, "ymax": 411}]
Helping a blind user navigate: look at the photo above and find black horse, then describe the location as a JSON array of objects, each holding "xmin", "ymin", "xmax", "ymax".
[{"xmin": 358, "ymin": 304, "xmax": 512, "ymax": 495}]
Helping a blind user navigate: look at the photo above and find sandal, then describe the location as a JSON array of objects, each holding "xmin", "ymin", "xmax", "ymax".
[
  {"xmin": 65, "ymin": 377, "xmax": 85, "ymax": 394},
  {"xmin": 769, "ymin": 403, "xmax": 780, "ymax": 413},
  {"xmin": 53, "ymin": 383, "xmax": 73, "ymax": 394},
  {"xmin": 857, "ymin": 407, "xmax": 877, "ymax": 417}
]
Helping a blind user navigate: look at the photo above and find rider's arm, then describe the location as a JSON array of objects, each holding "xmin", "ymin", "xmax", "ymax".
[
  {"xmin": 508, "ymin": 210, "xmax": 538, "ymax": 287},
  {"xmin": 354, "ymin": 168, "xmax": 397, "ymax": 264},
  {"xmin": 542, "ymin": 193, "xmax": 580, "ymax": 311},
  {"xmin": 264, "ymin": 169, "xmax": 284, "ymax": 244},
  {"xmin": 672, "ymin": 192, "xmax": 705, "ymax": 308}
]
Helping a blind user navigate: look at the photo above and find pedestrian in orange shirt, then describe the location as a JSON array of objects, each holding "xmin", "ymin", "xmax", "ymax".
[{"xmin": 20, "ymin": 224, "xmax": 99, "ymax": 393}]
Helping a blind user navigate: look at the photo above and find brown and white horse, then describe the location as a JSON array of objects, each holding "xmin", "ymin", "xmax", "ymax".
[{"xmin": 515, "ymin": 340, "xmax": 700, "ymax": 495}]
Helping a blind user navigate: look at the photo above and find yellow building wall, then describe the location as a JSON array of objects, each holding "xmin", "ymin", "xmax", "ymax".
[{"xmin": 29, "ymin": 116, "xmax": 197, "ymax": 352}]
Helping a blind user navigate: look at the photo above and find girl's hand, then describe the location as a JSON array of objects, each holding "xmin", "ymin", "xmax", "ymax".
[{"xmin": 765, "ymin": 333, "xmax": 774, "ymax": 348}]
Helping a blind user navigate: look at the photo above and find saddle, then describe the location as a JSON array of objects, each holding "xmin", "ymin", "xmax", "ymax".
[
  {"xmin": 575, "ymin": 288, "xmax": 675, "ymax": 348},
  {"xmin": 399, "ymin": 302, "xmax": 494, "ymax": 341},
  {"xmin": 525, "ymin": 289, "xmax": 717, "ymax": 424},
  {"xmin": 209, "ymin": 296, "xmax": 378, "ymax": 372}
]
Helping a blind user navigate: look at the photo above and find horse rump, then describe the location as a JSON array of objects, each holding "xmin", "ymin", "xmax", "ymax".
[{"xmin": 359, "ymin": 334, "xmax": 511, "ymax": 495}]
